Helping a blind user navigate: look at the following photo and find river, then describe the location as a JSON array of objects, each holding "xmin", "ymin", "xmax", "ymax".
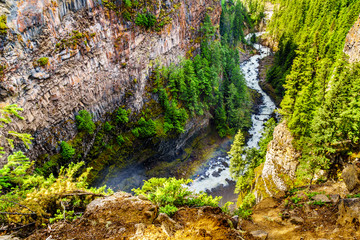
[{"xmin": 188, "ymin": 33, "xmax": 276, "ymax": 205}]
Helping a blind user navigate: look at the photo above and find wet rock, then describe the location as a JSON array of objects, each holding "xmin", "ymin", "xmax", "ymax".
[
  {"xmin": 337, "ymin": 198, "xmax": 360, "ymax": 227},
  {"xmin": 290, "ymin": 216, "xmax": 304, "ymax": 225},
  {"xmin": 211, "ymin": 170, "xmax": 221, "ymax": 177},
  {"xmin": 342, "ymin": 164, "xmax": 360, "ymax": 192},
  {"xmin": 311, "ymin": 194, "xmax": 331, "ymax": 203},
  {"xmin": 250, "ymin": 230, "xmax": 268, "ymax": 240}
]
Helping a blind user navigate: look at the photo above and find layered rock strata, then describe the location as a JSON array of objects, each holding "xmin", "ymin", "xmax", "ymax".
[{"xmin": 0, "ymin": 0, "xmax": 221, "ymax": 164}]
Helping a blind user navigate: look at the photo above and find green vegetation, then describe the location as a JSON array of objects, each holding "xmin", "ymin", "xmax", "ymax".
[
  {"xmin": 55, "ymin": 30, "xmax": 96, "ymax": 52},
  {"xmin": 135, "ymin": 12, "xmax": 156, "ymax": 29},
  {"xmin": 264, "ymin": 0, "xmax": 360, "ymax": 181},
  {"xmin": 234, "ymin": 192, "xmax": 255, "ymax": 220},
  {"xmin": 230, "ymin": 118, "xmax": 276, "ymax": 194},
  {"xmin": 102, "ymin": 0, "xmax": 176, "ymax": 30},
  {"xmin": 220, "ymin": 1, "xmax": 251, "ymax": 46},
  {"xmin": 37, "ymin": 57, "xmax": 49, "ymax": 67},
  {"xmin": 133, "ymin": 178, "xmax": 221, "ymax": 216},
  {"xmin": 229, "ymin": 119, "xmax": 276, "ymax": 219},
  {"xmin": 0, "ymin": 15, "xmax": 7, "ymax": 35},
  {"xmin": 132, "ymin": 117, "xmax": 156, "ymax": 138},
  {"xmin": 76, "ymin": 110, "xmax": 96, "ymax": 134},
  {"xmin": 0, "ymin": 105, "xmax": 111, "ymax": 230},
  {"xmin": 60, "ymin": 141, "xmax": 75, "ymax": 160},
  {"xmin": 152, "ymin": 12, "xmax": 252, "ymax": 137},
  {"xmin": 0, "ymin": 104, "xmax": 33, "ymax": 157},
  {"xmin": 116, "ymin": 107, "xmax": 130, "ymax": 124}
]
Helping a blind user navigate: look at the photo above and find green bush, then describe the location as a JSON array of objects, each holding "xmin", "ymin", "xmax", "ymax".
[
  {"xmin": 123, "ymin": 0, "xmax": 131, "ymax": 8},
  {"xmin": 116, "ymin": 135, "xmax": 125, "ymax": 145},
  {"xmin": 60, "ymin": 141, "xmax": 75, "ymax": 160},
  {"xmin": 234, "ymin": 192, "xmax": 255, "ymax": 220},
  {"xmin": 103, "ymin": 121, "xmax": 113, "ymax": 132},
  {"xmin": 76, "ymin": 110, "xmax": 96, "ymax": 134},
  {"xmin": 133, "ymin": 178, "xmax": 221, "ymax": 216},
  {"xmin": 37, "ymin": 57, "xmax": 49, "ymax": 66},
  {"xmin": 116, "ymin": 108, "xmax": 129, "ymax": 124},
  {"xmin": 132, "ymin": 117, "xmax": 156, "ymax": 138},
  {"xmin": 0, "ymin": 15, "xmax": 8, "ymax": 35},
  {"xmin": 159, "ymin": 205, "xmax": 178, "ymax": 217},
  {"xmin": 135, "ymin": 12, "xmax": 156, "ymax": 29}
]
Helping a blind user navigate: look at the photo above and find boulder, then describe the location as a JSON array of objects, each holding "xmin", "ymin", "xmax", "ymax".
[
  {"xmin": 290, "ymin": 216, "xmax": 304, "ymax": 225},
  {"xmin": 337, "ymin": 198, "xmax": 360, "ymax": 229},
  {"xmin": 311, "ymin": 194, "xmax": 331, "ymax": 203},
  {"xmin": 250, "ymin": 230, "xmax": 268, "ymax": 240},
  {"xmin": 342, "ymin": 164, "xmax": 360, "ymax": 192}
]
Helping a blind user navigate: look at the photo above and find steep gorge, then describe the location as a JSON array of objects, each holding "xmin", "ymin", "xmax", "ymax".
[{"xmin": 0, "ymin": 0, "xmax": 220, "ymax": 165}]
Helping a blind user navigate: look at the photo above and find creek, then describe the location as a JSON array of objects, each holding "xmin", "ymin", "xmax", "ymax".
[
  {"xmin": 188, "ymin": 33, "xmax": 276, "ymax": 205},
  {"xmin": 96, "ymin": 33, "xmax": 276, "ymax": 203}
]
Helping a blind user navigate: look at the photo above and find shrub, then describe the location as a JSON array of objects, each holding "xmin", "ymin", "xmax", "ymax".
[
  {"xmin": 1, "ymin": 161, "xmax": 112, "ymax": 225},
  {"xmin": 159, "ymin": 205, "xmax": 178, "ymax": 217},
  {"xmin": 234, "ymin": 192, "xmax": 255, "ymax": 220},
  {"xmin": 116, "ymin": 107, "xmax": 129, "ymax": 124},
  {"xmin": 123, "ymin": 0, "xmax": 131, "ymax": 8},
  {"xmin": 76, "ymin": 110, "xmax": 96, "ymax": 134},
  {"xmin": 133, "ymin": 178, "xmax": 221, "ymax": 216},
  {"xmin": 60, "ymin": 141, "xmax": 75, "ymax": 160},
  {"xmin": 132, "ymin": 117, "xmax": 156, "ymax": 138},
  {"xmin": 0, "ymin": 15, "xmax": 8, "ymax": 35},
  {"xmin": 116, "ymin": 135, "xmax": 125, "ymax": 145},
  {"xmin": 37, "ymin": 57, "xmax": 49, "ymax": 66},
  {"xmin": 135, "ymin": 12, "xmax": 156, "ymax": 29},
  {"xmin": 104, "ymin": 121, "xmax": 113, "ymax": 132}
]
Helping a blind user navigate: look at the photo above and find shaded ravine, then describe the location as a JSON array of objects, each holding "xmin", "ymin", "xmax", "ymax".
[{"xmin": 188, "ymin": 33, "xmax": 276, "ymax": 205}]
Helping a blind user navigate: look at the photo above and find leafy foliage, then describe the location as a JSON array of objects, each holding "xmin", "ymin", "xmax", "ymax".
[
  {"xmin": 116, "ymin": 108, "xmax": 130, "ymax": 124},
  {"xmin": 230, "ymin": 119, "xmax": 276, "ymax": 194},
  {"xmin": 0, "ymin": 161, "xmax": 112, "ymax": 225},
  {"xmin": 133, "ymin": 178, "xmax": 221, "ymax": 216},
  {"xmin": 132, "ymin": 117, "xmax": 156, "ymax": 138},
  {"xmin": 0, "ymin": 104, "xmax": 33, "ymax": 157},
  {"xmin": 76, "ymin": 110, "xmax": 96, "ymax": 134},
  {"xmin": 135, "ymin": 12, "xmax": 156, "ymax": 29},
  {"xmin": 60, "ymin": 141, "xmax": 75, "ymax": 160},
  {"xmin": 266, "ymin": 0, "xmax": 360, "ymax": 178},
  {"xmin": 0, "ymin": 15, "xmax": 7, "ymax": 35}
]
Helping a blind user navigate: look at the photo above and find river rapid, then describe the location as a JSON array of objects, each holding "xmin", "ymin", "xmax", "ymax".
[{"xmin": 188, "ymin": 33, "xmax": 276, "ymax": 204}]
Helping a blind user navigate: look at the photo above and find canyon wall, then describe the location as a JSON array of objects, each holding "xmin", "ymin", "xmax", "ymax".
[{"xmin": 0, "ymin": 0, "xmax": 221, "ymax": 163}]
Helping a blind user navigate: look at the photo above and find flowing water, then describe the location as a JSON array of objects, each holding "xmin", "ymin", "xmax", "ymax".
[{"xmin": 188, "ymin": 33, "xmax": 276, "ymax": 204}]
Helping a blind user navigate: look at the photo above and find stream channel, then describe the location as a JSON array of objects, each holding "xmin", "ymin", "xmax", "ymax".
[{"xmin": 188, "ymin": 33, "xmax": 276, "ymax": 205}]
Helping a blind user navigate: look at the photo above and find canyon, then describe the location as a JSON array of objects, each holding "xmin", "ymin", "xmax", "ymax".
[{"xmin": 0, "ymin": 0, "xmax": 220, "ymax": 165}]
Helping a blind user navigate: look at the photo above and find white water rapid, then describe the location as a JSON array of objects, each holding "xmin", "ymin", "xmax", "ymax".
[{"xmin": 189, "ymin": 33, "xmax": 276, "ymax": 197}]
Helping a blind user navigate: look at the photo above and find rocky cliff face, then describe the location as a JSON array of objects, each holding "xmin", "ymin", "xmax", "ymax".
[
  {"xmin": 344, "ymin": 15, "xmax": 360, "ymax": 63},
  {"xmin": 0, "ymin": 0, "xmax": 221, "ymax": 164},
  {"xmin": 253, "ymin": 121, "xmax": 301, "ymax": 202}
]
